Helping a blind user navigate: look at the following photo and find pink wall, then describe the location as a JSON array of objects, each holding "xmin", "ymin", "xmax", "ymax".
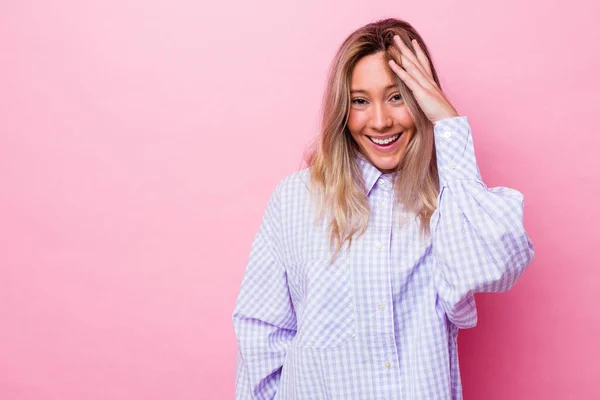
[{"xmin": 1, "ymin": 0, "xmax": 598, "ymax": 398}]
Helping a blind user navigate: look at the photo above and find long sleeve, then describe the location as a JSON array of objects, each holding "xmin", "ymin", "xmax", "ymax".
[
  {"xmin": 232, "ymin": 181, "xmax": 297, "ymax": 400},
  {"xmin": 430, "ymin": 116, "xmax": 535, "ymax": 329}
]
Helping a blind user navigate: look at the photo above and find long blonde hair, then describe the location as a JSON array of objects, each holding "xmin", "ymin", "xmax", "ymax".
[{"xmin": 305, "ymin": 18, "xmax": 443, "ymax": 261}]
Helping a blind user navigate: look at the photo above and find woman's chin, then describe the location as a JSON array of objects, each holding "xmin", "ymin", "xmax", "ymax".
[{"xmin": 371, "ymin": 157, "xmax": 401, "ymax": 174}]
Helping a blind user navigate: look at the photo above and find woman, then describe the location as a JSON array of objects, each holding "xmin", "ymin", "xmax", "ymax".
[{"xmin": 232, "ymin": 18, "xmax": 534, "ymax": 400}]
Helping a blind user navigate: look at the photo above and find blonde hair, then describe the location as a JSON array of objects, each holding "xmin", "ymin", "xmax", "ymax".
[{"xmin": 305, "ymin": 18, "xmax": 443, "ymax": 261}]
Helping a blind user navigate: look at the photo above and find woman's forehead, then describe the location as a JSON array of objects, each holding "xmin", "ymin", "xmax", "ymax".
[{"xmin": 350, "ymin": 53, "xmax": 398, "ymax": 94}]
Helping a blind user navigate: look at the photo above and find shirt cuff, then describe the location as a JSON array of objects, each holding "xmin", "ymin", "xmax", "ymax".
[{"xmin": 433, "ymin": 116, "xmax": 483, "ymax": 185}]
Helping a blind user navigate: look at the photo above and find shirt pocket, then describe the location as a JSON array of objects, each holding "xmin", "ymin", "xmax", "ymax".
[{"xmin": 287, "ymin": 253, "xmax": 357, "ymax": 349}]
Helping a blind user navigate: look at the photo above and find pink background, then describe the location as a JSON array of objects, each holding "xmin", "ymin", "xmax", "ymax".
[{"xmin": 1, "ymin": 0, "xmax": 598, "ymax": 398}]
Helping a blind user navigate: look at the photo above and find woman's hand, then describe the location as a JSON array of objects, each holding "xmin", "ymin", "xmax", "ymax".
[{"xmin": 388, "ymin": 35, "xmax": 459, "ymax": 124}]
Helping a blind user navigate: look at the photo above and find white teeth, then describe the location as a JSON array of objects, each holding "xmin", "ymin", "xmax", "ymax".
[{"xmin": 370, "ymin": 134, "xmax": 400, "ymax": 145}]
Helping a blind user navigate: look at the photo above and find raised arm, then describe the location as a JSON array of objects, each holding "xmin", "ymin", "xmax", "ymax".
[{"xmin": 430, "ymin": 116, "xmax": 535, "ymax": 329}]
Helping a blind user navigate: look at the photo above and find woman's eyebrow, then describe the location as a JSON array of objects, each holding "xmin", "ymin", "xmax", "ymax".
[{"xmin": 350, "ymin": 84, "xmax": 398, "ymax": 94}]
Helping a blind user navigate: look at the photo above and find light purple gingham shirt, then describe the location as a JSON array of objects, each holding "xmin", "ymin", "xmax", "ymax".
[{"xmin": 232, "ymin": 116, "xmax": 535, "ymax": 399}]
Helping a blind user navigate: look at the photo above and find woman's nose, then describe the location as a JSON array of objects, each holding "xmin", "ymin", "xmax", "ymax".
[{"xmin": 370, "ymin": 104, "xmax": 393, "ymax": 131}]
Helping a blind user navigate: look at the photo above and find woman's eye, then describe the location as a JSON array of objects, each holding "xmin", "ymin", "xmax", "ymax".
[
  {"xmin": 391, "ymin": 94, "xmax": 402, "ymax": 102},
  {"xmin": 352, "ymin": 98, "xmax": 367, "ymax": 105}
]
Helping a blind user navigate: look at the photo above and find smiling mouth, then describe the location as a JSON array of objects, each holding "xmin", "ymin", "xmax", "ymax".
[{"xmin": 367, "ymin": 133, "xmax": 401, "ymax": 146}]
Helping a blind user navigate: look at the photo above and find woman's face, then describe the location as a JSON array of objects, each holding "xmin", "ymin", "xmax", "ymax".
[{"xmin": 347, "ymin": 51, "xmax": 416, "ymax": 174}]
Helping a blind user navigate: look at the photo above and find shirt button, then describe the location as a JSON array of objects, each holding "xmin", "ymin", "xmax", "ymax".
[
  {"xmin": 378, "ymin": 304, "xmax": 385, "ymax": 311},
  {"xmin": 384, "ymin": 361, "xmax": 391, "ymax": 368},
  {"xmin": 378, "ymin": 201, "xmax": 385, "ymax": 209},
  {"xmin": 442, "ymin": 130, "xmax": 453, "ymax": 139},
  {"xmin": 375, "ymin": 242, "xmax": 383, "ymax": 250},
  {"xmin": 449, "ymin": 161, "xmax": 457, "ymax": 169},
  {"xmin": 377, "ymin": 178, "xmax": 386, "ymax": 187}
]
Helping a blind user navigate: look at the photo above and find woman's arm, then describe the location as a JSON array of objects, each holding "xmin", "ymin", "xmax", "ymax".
[
  {"xmin": 232, "ymin": 182, "xmax": 297, "ymax": 399},
  {"xmin": 430, "ymin": 116, "xmax": 535, "ymax": 329}
]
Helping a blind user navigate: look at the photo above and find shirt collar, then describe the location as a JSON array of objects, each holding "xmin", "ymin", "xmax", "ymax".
[{"xmin": 354, "ymin": 152, "xmax": 394, "ymax": 196}]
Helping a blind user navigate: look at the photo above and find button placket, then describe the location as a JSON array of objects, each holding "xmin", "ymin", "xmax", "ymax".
[{"xmin": 370, "ymin": 180, "xmax": 397, "ymax": 376}]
